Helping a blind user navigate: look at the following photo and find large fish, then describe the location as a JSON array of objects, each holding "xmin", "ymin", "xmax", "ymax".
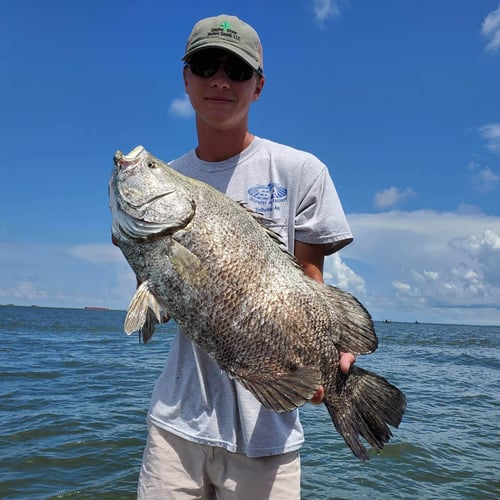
[{"xmin": 109, "ymin": 145, "xmax": 406, "ymax": 461}]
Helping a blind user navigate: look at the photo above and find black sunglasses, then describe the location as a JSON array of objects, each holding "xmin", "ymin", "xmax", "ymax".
[{"xmin": 187, "ymin": 51, "xmax": 262, "ymax": 82}]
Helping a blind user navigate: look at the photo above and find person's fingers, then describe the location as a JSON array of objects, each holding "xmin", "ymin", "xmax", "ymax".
[
  {"xmin": 309, "ymin": 385, "xmax": 324, "ymax": 405},
  {"xmin": 339, "ymin": 352, "xmax": 356, "ymax": 374}
]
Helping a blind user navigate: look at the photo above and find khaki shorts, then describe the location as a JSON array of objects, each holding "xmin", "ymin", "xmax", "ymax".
[{"xmin": 137, "ymin": 424, "xmax": 301, "ymax": 499}]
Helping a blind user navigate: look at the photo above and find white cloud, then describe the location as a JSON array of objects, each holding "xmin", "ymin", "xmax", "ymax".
[
  {"xmin": 469, "ymin": 127, "xmax": 500, "ymax": 192},
  {"xmin": 0, "ymin": 281, "xmax": 47, "ymax": 301},
  {"xmin": 456, "ymin": 203, "xmax": 483, "ymax": 215},
  {"xmin": 482, "ymin": 2, "xmax": 500, "ymax": 52},
  {"xmin": 0, "ymin": 242, "xmax": 134, "ymax": 310},
  {"xmin": 69, "ymin": 244, "xmax": 123, "ymax": 264},
  {"xmin": 312, "ymin": 0, "xmax": 343, "ymax": 23},
  {"xmin": 324, "ymin": 252, "xmax": 366, "ymax": 294},
  {"xmin": 338, "ymin": 210, "xmax": 500, "ymax": 325},
  {"xmin": 169, "ymin": 94, "xmax": 194, "ymax": 118},
  {"xmin": 374, "ymin": 187, "xmax": 416, "ymax": 210},
  {"xmin": 475, "ymin": 167, "xmax": 500, "ymax": 192},
  {"xmin": 468, "ymin": 160, "xmax": 500, "ymax": 193},
  {"xmin": 479, "ymin": 123, "xmax": 500, "ymax": 153}
]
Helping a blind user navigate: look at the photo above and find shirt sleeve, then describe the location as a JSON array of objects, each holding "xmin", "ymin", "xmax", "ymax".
[{"xmin": 294, "ymin": 159, "xmax": 353, "ymax": 255}]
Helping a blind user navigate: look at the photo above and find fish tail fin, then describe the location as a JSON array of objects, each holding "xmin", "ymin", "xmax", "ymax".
[{"xmin": 324, "ymin": 366, "xmax": 406, "ymax": 461}]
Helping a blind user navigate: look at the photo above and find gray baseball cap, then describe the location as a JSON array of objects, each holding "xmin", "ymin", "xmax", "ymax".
[{"xmin": 182, "ymin": 15, "xmax": 263, "ymax": 73}]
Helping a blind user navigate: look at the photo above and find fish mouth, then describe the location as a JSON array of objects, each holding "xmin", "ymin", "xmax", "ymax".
[
  {"xmin": 112, "ymin": 145, "xmax": 176, "ymax": 210},
  {"xmin": 114, "ymin": 145, "xmax": 146, "ymax": 169}
]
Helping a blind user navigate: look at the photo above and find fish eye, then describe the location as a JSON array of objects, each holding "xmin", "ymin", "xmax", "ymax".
[{"xmin": 147, "ymin": 161, "xmax": 157, "ymax": 169}]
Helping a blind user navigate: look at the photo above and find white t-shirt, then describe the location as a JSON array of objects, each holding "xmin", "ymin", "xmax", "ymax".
[{"xmin": 148, "ymin": 136, "xmax": 353, "ymax": 457}]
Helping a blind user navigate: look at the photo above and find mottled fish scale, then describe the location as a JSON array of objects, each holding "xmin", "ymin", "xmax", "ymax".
[{"xmin": 110, "ymin": 145, "xmax": 407, "ymax": 461}]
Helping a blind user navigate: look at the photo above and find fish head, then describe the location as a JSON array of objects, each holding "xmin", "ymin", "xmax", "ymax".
[{"xmin": 110, "ymin": 145, "xmax": 195, "ymax": 241}]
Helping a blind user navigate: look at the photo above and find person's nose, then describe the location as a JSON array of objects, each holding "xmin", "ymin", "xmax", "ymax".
[{"xmin": 210, "ymin": 64, "xmax": 230, "ymax": 89}]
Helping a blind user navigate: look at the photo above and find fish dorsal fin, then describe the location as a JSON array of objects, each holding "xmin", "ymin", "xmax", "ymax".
[
  {"xmin": 124, "ymin": 281, "xmax": 169, "ymax": 343},
  {"xmin": 237, "ymin": 201, "xmax": 303, "ymax": 271},
  {"xmin": 233, "ymin": 366, "xmax": 322, "ymax": 413},
  {"xmin": 320, "ymin": 284, "xmax": 378, "ymax": 354}
]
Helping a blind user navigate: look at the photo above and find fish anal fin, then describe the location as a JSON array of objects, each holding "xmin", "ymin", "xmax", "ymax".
[{"xmin": 236, "ymin": 366, "xmax": 322, "ymax": 413}]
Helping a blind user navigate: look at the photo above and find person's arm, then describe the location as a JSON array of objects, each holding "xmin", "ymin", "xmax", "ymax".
[
  {"xmin": 294, "ymin": 240, "xmax": 325, "ymax": 283},
  {"xmin": 294, "ymin": 240, "xmax": 356, "ymax": 405}
]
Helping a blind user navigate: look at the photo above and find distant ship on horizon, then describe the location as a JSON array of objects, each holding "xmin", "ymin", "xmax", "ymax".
[{"xmin": 84, "ymin": 306, "xmax": 109, "ymax": 311}]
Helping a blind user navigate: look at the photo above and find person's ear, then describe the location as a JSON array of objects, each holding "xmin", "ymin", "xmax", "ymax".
[
  {"xmin": 254, "ymin": 76, "xmax": 265, "ymax": 100},
  {"xmin": 183, "ymin": 66, "xmax": 189, "ymax": 94}
]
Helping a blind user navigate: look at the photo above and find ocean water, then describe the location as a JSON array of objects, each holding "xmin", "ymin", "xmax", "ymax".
[{"xmin": 0, "ymin": 305, "xmax": 498, "ymax": 499}]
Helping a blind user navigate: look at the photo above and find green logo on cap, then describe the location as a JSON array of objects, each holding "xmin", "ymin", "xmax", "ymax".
[{"xmin": 220, "ymin": 21, "xmax": 232, "ymax": 32}]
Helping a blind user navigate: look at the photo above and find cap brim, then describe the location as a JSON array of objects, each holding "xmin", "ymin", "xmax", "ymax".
[{"xmin": 182, "ymin": 42, "xmax": 261, "ymax": 72}]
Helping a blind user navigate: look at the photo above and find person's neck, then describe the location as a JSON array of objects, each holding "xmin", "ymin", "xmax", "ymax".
[{"xmin": 195, "ymin": 123, "xmax": 255, "ymax": 162}]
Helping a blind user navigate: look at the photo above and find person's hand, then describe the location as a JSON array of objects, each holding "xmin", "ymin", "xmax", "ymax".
[
  {"xmin": 309, "ymin": 352, "xmax": 356, "ymax": 405},
  {"xmin": 310, "ymin": 385, "xmax": 324, "ymax": 405},
  {"xmin": 339, "ymin": 351, "xmax": 356, "ymax": 374}
]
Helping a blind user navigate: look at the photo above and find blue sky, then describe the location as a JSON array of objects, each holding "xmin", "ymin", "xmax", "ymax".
[{"xmin": 1, "ymin": 0, "xmax": 499, "ymax": 326}]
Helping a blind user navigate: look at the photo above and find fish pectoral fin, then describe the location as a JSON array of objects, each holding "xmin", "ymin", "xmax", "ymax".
[
  {"xmin": 236, "ymin": 366, "xmax": 322, "ymax": 413},
  {"xmin": 168, "ymin": 239, "xmax": 206, "ymax": 286},
  {"xmin": 124, "ymin": 281, "xmax": 168, "ymax": 342}
]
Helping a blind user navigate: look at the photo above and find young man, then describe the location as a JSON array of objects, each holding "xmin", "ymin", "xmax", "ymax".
[{"xmin": 138, "ymin": 14, "xmax": 355, "ymax": 499}]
